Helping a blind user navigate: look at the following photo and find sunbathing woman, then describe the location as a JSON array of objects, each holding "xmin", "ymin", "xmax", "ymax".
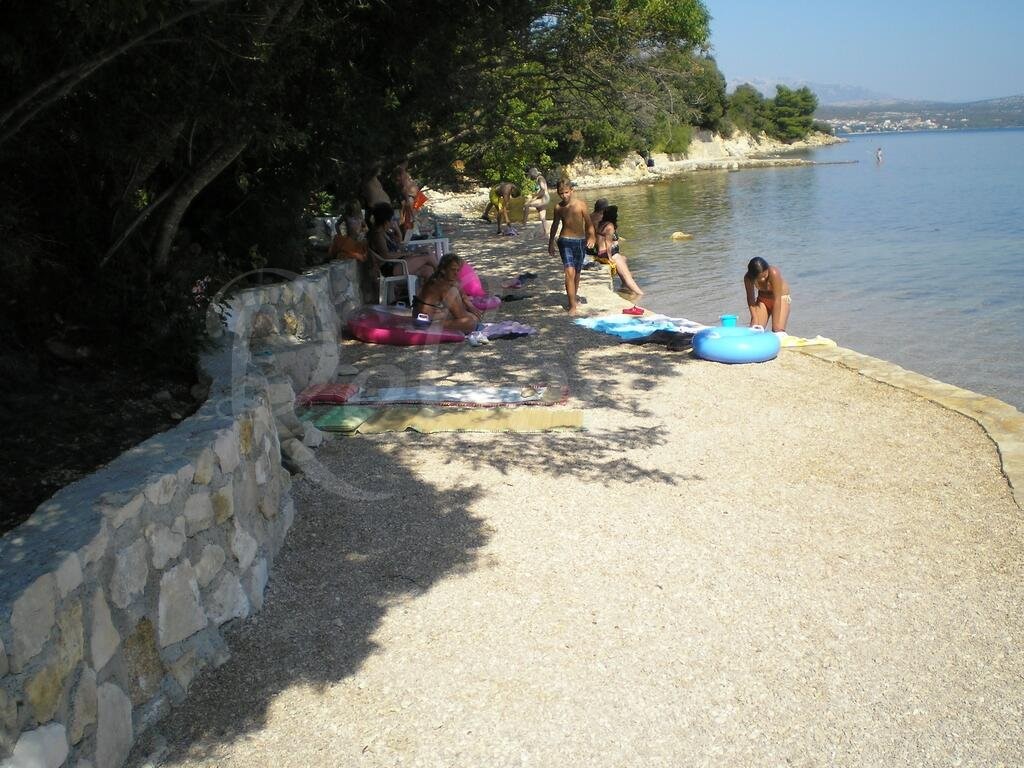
[
  {"xmin": 367, "ymin": 202, "xmax": 436, "ymax": 280},
  {"xmin": 596, "ymin": 206, "xmax": 643, "ymax": 297},
  {"xmin": 413, "ymin": 254, "xmax": 482, "ymax": 333},
  {"xmin": 744, "ymin": 256, "xmax": 791, "ymax": 332}
]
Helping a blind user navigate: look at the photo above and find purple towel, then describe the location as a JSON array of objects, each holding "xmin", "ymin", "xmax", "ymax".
[{"xmin": 481, "ymin": 321, "xmax": 537, "ymax": 340}]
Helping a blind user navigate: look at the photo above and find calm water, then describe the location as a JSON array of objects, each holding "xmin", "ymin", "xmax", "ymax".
[{"xmin": 587, "ymin": 130, "xmax": 1024, "ymax": 410}]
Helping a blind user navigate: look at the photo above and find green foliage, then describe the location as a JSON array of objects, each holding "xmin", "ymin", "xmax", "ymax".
[
  {"xmin": 727, "ymin": 84, "xmax": 772, "ymax": 135},
  {"xmin": 0, "ymin": 0, "xmax": 714, "ymax": 367},
  {"xmin": 770, "ymin": 85, "xmax": 818, "ymax": 142},
  {"xmin": 650, "ymin": 117, "xmax": 692, "ymax": 155},
  {"xmin": 726, "ymin": 83, "xmax": 819, "ymax": 142}
]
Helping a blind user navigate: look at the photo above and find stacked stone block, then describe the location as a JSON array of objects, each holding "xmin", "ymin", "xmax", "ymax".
[{"xmin": 0, "ymin": 255, "xmax": 359, "ymax": 767}]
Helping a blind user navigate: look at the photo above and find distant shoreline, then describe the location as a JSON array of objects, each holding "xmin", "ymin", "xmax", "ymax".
[{"xmin": 838, "ymin": 125, "xmax": 1024, "ymax": 137}]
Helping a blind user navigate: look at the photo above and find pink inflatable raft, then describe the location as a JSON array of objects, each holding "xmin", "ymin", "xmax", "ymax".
[
  {"xmin": 458, "ymin": 263, "xmax": 501, "ymax": 311},
  {"xmin": 347, "ymin": 306, "xmax": 464, "ymax": 346}
]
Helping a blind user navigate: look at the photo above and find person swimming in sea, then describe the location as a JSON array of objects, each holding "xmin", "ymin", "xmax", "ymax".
[{"xmin": 743, "ymin": 256, "xmax": 790, "ymax": 333}]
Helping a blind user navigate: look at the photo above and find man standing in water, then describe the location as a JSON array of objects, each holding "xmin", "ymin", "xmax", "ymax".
[{"xmin": 548, "ymin": 178, "xmax": 596, "ymax": 316}]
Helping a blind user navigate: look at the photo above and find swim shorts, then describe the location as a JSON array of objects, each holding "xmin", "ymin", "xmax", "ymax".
[{"xmin": 557, "ymin": 237, "xmax": 586, "ymax": 271}]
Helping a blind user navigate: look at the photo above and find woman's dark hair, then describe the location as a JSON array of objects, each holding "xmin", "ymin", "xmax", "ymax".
[
  {"xmin": 368, "ymin": 202, "xmax": 393, "ymax": 228},
  {"xmin": 746, "ymin": 256, "xmax": 769, "ymax": 280},
  {"xmin": 602, "ymin": 205, "xmax": 618, "ymax": 227}
]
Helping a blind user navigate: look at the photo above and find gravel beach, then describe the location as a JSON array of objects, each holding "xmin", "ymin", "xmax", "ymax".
[{"xmin": 133, "ymin": 198, "xmax": 1023, "ymax": 768}]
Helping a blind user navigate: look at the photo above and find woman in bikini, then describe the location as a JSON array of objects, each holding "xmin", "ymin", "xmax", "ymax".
[
  {"xmin": 596, "ymin": 206, "xmax": 643, "ymax": 297},
  {"xmin": 744, "ymin": 256, "xmax": 791, "ymax": 332},
  {"xmin": 413, "ymin": 254, "xmax": 482, "ymax": 333}
]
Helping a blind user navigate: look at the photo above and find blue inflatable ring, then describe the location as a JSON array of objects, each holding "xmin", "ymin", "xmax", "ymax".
[{"xmin": 692, "ymin": 326, "xmax": 781, "ymax": 364}]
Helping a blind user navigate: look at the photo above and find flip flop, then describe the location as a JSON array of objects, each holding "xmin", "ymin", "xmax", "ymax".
[{"xmin": 622, "ymin": 306, "xmax": 644, "ymax": 315}]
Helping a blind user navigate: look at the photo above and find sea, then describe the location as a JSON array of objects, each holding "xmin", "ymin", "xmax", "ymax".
[{"xmin": 586, "ymin": 129, "xmax": 1024, "ymax": 411}]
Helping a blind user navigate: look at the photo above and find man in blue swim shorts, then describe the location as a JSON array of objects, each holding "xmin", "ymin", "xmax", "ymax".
[{"xmin": 548, "ymin": 177, "xmax": 596, "ymax": 315}]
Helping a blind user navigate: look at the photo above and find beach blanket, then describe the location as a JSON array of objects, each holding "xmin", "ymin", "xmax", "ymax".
[
  {"xmin": 481, "ymin": 321, "xmax": 537, "ymax": 340},
  {"xmin": 779, "ymin": 333, "xmax": 838, "ymax": 348},
  {"xmin": 295, "ymin": 382, "xmax": 361, "ymax": 406},
  {"xmin": 574, "ymin": 313, "xmax": 707, "ymax": 340},
  {"xmin": 347, "ymin": 384, "xmax": 566, "ymax": 407},
  {"xmin": 299, "ymin": 405, "xmax": 583, "ymax": 434},
  {"xmin": 621, "ymin": 330, "xmax": 695, "ymax": 351}
]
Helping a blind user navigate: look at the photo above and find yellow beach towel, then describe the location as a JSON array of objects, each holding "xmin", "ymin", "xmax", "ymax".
[{"xmin": 779, "ymin": 334, "xmax": 837, "ymax": 348}]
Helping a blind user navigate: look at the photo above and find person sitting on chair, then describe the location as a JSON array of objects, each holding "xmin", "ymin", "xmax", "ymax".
[
  {"xmin": 367, "ymin": 202, "xmax": 436, "ymax": 280},
  {"xmin": 413, "ymin": 253, "xmax": 482, "ymax": 333}
]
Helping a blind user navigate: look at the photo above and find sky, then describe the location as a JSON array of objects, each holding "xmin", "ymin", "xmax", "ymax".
[{"xmin": 703, "ymin": 0, "xmax": 1024, "ymax": 103}]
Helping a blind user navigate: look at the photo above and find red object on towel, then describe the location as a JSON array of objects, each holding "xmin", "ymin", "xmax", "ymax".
[
  {"xmin": 622, "ymin": 306, "xmax": 644, "ymax": 315},
  {"xmin": 295, "ymin": 382, "xmax": 360, "ymax": 407}
]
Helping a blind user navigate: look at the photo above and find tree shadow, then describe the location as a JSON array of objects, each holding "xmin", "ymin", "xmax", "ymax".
[
  {"xmin": 136, "ymin": 439, "xmax": 488, "ymax": 764},
  {"xmin": 132, "ymin": 212, "xmax": 707, "ymax": 763}
]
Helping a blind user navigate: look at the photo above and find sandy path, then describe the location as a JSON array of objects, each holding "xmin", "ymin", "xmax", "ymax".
[{"xmin": 133, "ymin": 212, "xmax": 1023, "ymax": 767}]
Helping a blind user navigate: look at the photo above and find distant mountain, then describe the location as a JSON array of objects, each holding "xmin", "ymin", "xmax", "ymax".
[
  {"xmin": 726, "ymin": 77, "xmax": 893, "ymax": 105},
  {"xmin": 815, "ymin": 94, "xmax": 1024, "ymax": 133}
]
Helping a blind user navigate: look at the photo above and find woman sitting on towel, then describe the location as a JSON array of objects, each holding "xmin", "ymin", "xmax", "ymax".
[
  {"xmin": 744, "ymin": 256, "xmax": 791, "ymax": 332},
  {"xmin": 367, "ymin": 202, "xmax": 436, "ymax": 280},
  {"xmin": 414, "ymin": 254, "xmax": 482, "ymax": 333}
]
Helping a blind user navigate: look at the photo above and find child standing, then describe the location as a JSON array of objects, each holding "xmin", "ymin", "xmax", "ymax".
[{"xmin": 547, "ymin": 178, "xmax": 596, "ymax": 315}]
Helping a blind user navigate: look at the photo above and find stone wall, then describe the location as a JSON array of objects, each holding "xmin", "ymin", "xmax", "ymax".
[{"xmin": 0, "ymin": 257, "xmax": 360, "ymax": 767}]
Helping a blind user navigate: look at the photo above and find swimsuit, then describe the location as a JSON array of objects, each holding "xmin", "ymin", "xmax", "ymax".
[
  {"xmin": 756, "ymin": 293, "xmax": 791, "ymax": 314},
  {"xmin": 413, "ymin": 296, "xmax": 445, "ymax": 311},
  {"xmin": 557, "ymin": 237, "xmax": 586, "ymax": 271}
]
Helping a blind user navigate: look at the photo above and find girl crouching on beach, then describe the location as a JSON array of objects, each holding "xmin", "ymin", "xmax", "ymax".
[
  {"xmin": 596, "ymin": 206, "xmax": 643, "ymax": 297},
  {"xmin": 413, "ymin": 254, "xmax": 482, "ymax": 334},
  {"xmin": 744, "ymin": 257, "xmax": 791, "ymax": 333}
]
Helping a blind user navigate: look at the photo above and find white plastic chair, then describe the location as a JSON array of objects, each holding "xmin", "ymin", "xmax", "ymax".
[
  {"xmin": 401, "ymin": 230, "xmax": 449, "ymax": 261},
  {"xmin": 369, "ymin": 248, "xmax": 419, "ymax": 306}
]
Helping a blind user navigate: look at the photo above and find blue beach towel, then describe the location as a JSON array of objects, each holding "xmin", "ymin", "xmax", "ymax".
[{"xmin": 574, "ymin": 313, "xmax": 707, "ymax": 340}]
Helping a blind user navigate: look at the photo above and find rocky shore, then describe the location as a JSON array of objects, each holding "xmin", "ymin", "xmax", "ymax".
[{"xmin": 428, "ymin": 129, "xmax": 846, "ymax": 214}]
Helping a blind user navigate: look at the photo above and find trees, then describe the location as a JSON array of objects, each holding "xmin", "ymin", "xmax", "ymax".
[
  {"xmin": 725, "ymin": 83, "xmax": 819, "ymax": 143},
  {"xmin": 770, "ymin": 85, "xmax": 818, "ymax": 142},
  {"xmin": 727, "ymin": 84, "xmax": 772, "ymax": 136},
  {"xmin": 0, "ymin": 0, "xmax": 714, "ymax": 365}
]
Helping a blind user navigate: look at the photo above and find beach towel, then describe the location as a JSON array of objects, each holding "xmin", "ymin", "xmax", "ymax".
[
  {"xmin": 296, "ymin": 405, "xmax": 376, "ymax": 433},
  {"xmin": 574, "ymin": 313, "xmax": 707, "ymax": 340},
  {"xmin": 779, "ymin": 334, "xmax": 838, "ymax": 348},
  {"xmin": 480, "ymin": 320, "xmax": 537, "ymax": 340},
  {"xmin": 295, "ymin": 382, "xmax": 361, "ymax": 406},
  {"xmin": 302, "ymin": 405, "xmax": 583, "ymax": 434},
  {"xmin": 346, "ymin": 384, "xmax": 566, "ymax": 408},
  {"xmin": 621, "ymin": 330, "xmax": 695, "ymax": 351}
]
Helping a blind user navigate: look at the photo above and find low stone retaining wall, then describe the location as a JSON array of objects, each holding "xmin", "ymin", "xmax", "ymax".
[{"xmin": 0, "ymin": 257, "xmax": 360, "ymax": 767}]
